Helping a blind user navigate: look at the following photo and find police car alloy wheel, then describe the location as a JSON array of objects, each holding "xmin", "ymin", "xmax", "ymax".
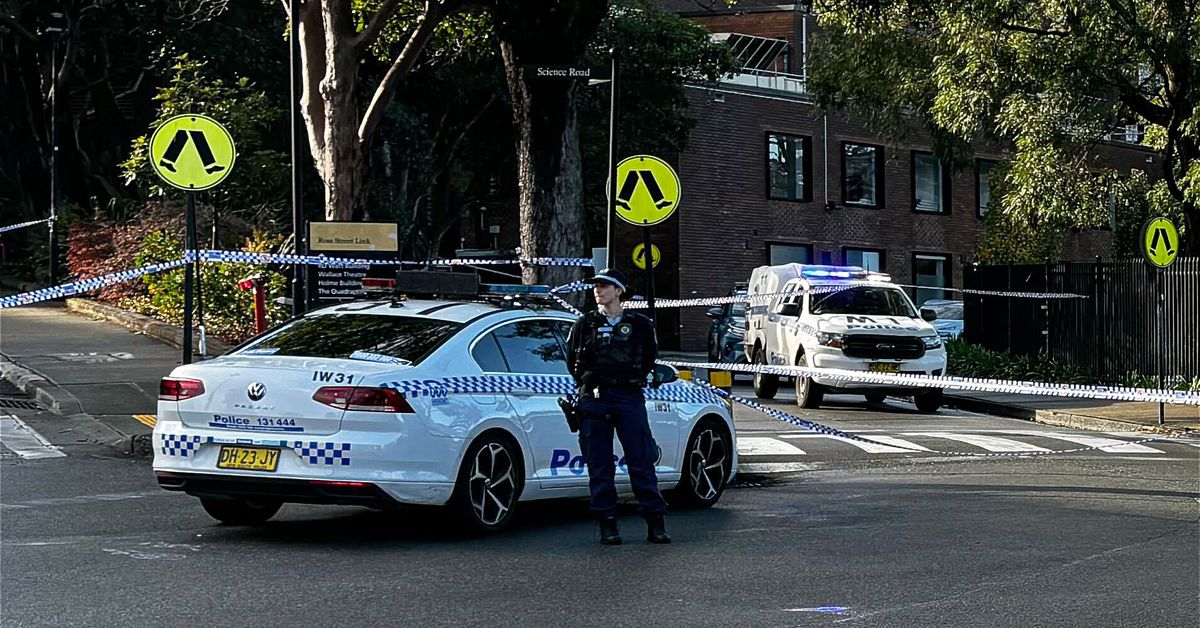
[
  {"xmin": 752, "ymin": 347, "xmax": 779, "ymax": 400},
  {"xmin": 199, "ymin": 497, "xmax": 282, "ymax": 526},
  {"xmin": 451, "ymin": 433, "xmax": 523, "ymax": 533},
  {"xmin": 672, "ymin": 418, "xmax": 732, "ymax": 509},
  {"xmin": 794, "ymin": 353, "xmax": 823, "ymax": 409}
]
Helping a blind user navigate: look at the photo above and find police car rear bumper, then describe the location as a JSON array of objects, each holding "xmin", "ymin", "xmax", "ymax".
[{"xmin": 809, "ymin": 350, "xmax": 946, "ymax": 391}]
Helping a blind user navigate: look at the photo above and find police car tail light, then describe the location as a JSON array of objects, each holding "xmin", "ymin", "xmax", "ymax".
[
  {"xmin": 312, "ymin": 386, "xmax": 415, "ymax": 413},
  {"xmin": 159, "ymin": 377, "xmax": 205, "ymax": 401}
]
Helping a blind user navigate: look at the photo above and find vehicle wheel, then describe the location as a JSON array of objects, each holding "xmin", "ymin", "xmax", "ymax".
[
  {"xmin": 671, "ymin": 418, "xmax": 732, "ymax": 509},
  {"xmin": 794, "ymin": 353, "xmax": 823, "ymax": 409},
  {"xmin": 450, "ymin": 432, "xmax": 523, "ymax": 534},
  {"xmin": 752, "ymin": 347, "xmax": 779, "ymax": 399},
  {"xmin": 914, "ymin": 390, "xmax": 944, "ymax": 413},
  {"xmin": 199, "ymin": 497, "xmax": 281, "ymax": 525},
  {"xmin": 864, "ymin": 393, "xmax": 886, "ymax": 404}
]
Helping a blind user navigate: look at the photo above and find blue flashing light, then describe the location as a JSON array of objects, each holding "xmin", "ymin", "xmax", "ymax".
[
  {"xmin": 482, "ymin": 284, "xmax": 551, "ymax": 295},
  {"xmin": 799, "ymin": 265, "xmax": 867, "ymax": 279}
]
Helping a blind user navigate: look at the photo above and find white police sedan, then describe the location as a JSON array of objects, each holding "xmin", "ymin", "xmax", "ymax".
[{"xmin": 153, "ymin": 287, "xmax": 736, "ymax": 533}]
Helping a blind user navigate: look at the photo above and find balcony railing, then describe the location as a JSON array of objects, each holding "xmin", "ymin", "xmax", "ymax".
[{"xmin": 720, "ymin": 68, "xmax": 808, "ymax": 96}]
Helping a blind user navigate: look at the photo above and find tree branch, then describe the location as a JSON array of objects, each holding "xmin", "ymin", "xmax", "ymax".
[
  {"xmin": 999, "ymin": 21, "xmax": 1068, "ymax": 37},
  {"xmin": 0, "ymin": 13, "xmax": 38, "ymax": 41},
  {"xmin": 352, "ymin": 0, "xmax": 404, "ymax": 54}
]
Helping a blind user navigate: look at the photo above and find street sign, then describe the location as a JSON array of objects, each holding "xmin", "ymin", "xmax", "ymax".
[
  {"xmin": 524, "ymin": 64, "xmax": 611, "ymax": 81},
  {"xmin": 632, "ymin": 242, "xmax": 661, "ymax": 269},
  {"xmin": 149, "ymin": 114, "xmax": 236, "ymax": 191},
  {"xmin": 614, "ymin": 155, "xmax": 680, "ymax": 226},
  {"xmin": 1141, "ymin": 217, "xmax": 1180, "ymax": 268}
]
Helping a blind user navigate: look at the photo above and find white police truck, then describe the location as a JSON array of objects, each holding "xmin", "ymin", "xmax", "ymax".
[
  {"xmin": 744, "ymin": 265, "xmax": 947, "ymax": 412},
  {"xmin": 153, "ymin": 273, "xmax": 736, "ymax": 534}
]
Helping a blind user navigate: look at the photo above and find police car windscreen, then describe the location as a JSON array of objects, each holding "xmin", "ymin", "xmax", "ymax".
[
  {"xmin": 810, "ymin": 287, "xmax": 916, "ymax": 317},
  {"xmin": 239, "ymin": 314, "xmax": 462, "ymax": 364}
]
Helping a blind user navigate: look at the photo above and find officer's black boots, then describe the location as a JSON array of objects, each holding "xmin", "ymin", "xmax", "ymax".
[
  {"xmin": 645, "ymin": 513, "xmax": 671, "ymax": 544},
  {"xmin": 599, "ymin": 516, "xmax": 622, "ymax": 545}
]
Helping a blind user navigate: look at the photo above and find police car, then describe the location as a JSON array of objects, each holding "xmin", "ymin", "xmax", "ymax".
[
  {"xmin": 153, "ymin": 273, "xmax": 736, "ymax": 533},
  {"xmin": 747, "ymin": 265, "xmax": 947, "ymax": 412}
]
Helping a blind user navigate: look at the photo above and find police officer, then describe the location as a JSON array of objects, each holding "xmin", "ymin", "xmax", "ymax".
[{"xmin": 566, "ymin": 268, "xmax": 670, "ymax": 545}]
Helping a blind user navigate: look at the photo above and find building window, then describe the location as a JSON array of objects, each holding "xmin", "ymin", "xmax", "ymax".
[
  {"xmin": 912, "ymin": 152, "xmax": 948, "ymax": 214},
  {"xmin": 842, "ymin": 143, "xmax": 883, "ymax": 208},
  {"xmin": 977, "ymin": 160, "xmax": 997, "ymax": 217},
  {"xmin": 844, "ymin": 248, "xmax": 885, "ymax": 272},
  {"xmin": 913, "ymin": 253, "xmax": 951, "ymax": 306},
  {"xmin": 768, "ymin": 243, "xmax": 812, "ymax": 265},
  {"xmin": 767, "ymin": 133, "xmax": 812, "ymax": 201}
]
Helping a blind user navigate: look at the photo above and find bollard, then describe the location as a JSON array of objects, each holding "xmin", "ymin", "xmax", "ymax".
[
  {"xmin": 684, "ymin": 367, "xmax": 732, "ymax": 411},
  {"xmin": 237, "ymin": 274, "xmax": 268, "ymax": 334}
]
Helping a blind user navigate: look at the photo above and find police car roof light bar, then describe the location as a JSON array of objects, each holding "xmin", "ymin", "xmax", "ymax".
[
  {"xmin": 482, "ymin": 284, "xmax": 552, "ymax": 295},
  {"xmin": 799, "ymin": 265, "xmax": 868, "ymax": 279}
]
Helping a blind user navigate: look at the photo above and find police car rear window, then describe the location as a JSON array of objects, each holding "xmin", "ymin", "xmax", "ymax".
[
  {"xmin": 238, "ymin": 314, "xmax": 462, "ymax": 364},
  {"xmin": 811, "ymin": 286, "xmax": 916, "ymax": 317}
]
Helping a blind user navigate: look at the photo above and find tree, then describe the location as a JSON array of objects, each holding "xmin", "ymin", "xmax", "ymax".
[
  {"xmin": 809, "ymin": 0, "xmax": 1200, "ymax": 255},
  {"xmin": 287, "ymin": 0, "xmax": 475, "ymax": 221}
]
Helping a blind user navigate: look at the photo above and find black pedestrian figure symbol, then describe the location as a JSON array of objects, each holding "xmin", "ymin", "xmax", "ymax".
[
  {"xmin": 1150, "ymin": 227, "xmax": 1177, "ymax": 257},
  {"xmin": 158, "ymin": 129, "xmax": 225, "ymax": 175},
  {"xmin": 616, "ymin": 170, "xmax": 674, "ymax": 212}
]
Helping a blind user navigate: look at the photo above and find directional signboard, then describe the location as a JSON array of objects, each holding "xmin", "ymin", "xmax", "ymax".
[
  {"xmin": 150, "ymin": 114, "xmax": 236, "ymax": 191},
  {"xmin": 632, "ymin": 242, "xmax": 661, "ymax": 269},
  {"xmin": 614, "ymin": 155, "xmax": 680, "ymax": 226},
  {"xmin": 1141, "ymin": 217, "xmax": 1180, "ymax": 268}
]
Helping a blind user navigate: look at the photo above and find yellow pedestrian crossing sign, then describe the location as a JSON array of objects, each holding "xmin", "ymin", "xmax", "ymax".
[
  {"xmin": 632, "ymin": 243, "xmax": 661, "ymax": 270},
  {"xmin": 149, "ymin": 114, "xmax": 236, "ymax": 191},
  {"xmin": 614, "ymin": 155, "xmax": 680, "ymax": 226},
  {"xmin": 1141, "ymin": 217, "xmax": 1180, "ymax": 268}
]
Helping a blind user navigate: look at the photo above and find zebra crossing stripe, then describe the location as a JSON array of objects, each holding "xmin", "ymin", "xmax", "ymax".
[
  {"xmin": 904, "ymin": 433, "xmax": 1051, "ymax": 453},
  {"xmin": 1000, "ymin": 431, "xmax": 1163, "ymax": 454},
  {"xmin": 737, "ymin": 437, "xmax": 807, "ymax": 456}
]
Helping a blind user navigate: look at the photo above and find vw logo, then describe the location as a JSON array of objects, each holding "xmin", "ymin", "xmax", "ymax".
[
  {"xmin": 876, "ymin": 343, "xmax": 895, "ymax": 350},
  {"xmin": 246, "ymin": 382, "xmax": 266, "ymax": 401}
]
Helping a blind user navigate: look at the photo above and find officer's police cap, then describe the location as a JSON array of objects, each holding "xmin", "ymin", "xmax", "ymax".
[{"xmin": 586, "ymin": 268, "xmax": 627, "ymax": 292}]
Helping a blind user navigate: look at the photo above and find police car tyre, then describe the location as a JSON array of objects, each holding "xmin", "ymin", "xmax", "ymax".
[
  {"xmin": 199, "ymin": 497, "xmax": 282, "ymax": 526},
  {"xmin": 671, "ymin": 417, "xmax": 732, "ymax": 509},
  {"xmin": 450, "ymin": 431, "xmax": 523, "ymax": 534},
  {"xmin": 864, "ymin": 393, "xmax": 886, "ymax": 404},
  {"xmin": 752, "ymin": 347, "xmax": 779, "ymax": 399},
  {"xmin": 794, "ymin": 353, "xmax": 823, "ymax": 409},
  {"xmin": 914, "ymin": 389, "xmax": 943, "ymax": 413}
]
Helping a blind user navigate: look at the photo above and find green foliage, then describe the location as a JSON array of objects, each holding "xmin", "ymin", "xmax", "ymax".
[
  {"xmin": 133, "ymin": 230, "xmax": 289, "ymax": 344},
  {"xmin": 946, "ymin": 339, "xmax": 1200, "ymax": 391}
]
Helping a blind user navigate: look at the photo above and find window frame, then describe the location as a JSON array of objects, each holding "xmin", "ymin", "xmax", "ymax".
[
  {"xmin": 911, "ymin": 252, "xmax": 953, "ymax": 306},
  {"xmin": 765, "ymin": 132, "xmax": 813, "ymax": 202},
  {"xmin": 843, "ymin": 247, "xmax": 887, "ymax": 272},
  {"xmin": 911, "ymin": 151, "xmax": 951, "ymax": 215},
  {"xmin": 766, "ymin": 241, "xmax": 813, "ymax": 266},
  {"xmin": 841, "ymin": 141, "xmax": 885, "ymax": 209},
  {"xmin": 976, "ymin": 159, "xmax": 997, "ymax": 218},
  {"xmin": 469, "ymin": 317, "xmax": 571, "ymax": 375}
]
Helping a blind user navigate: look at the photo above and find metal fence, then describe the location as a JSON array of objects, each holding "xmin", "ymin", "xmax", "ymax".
[{"xmin": 963, "ymin": 258, "xmax": 1200, "ymax": 383}]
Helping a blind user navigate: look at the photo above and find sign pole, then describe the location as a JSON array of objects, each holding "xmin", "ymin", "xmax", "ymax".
[
  {"xmin": 1157, "ymin": 266, "xmax": 1164, "ymax": 425},
  {"xmin": 642, "ymin": 222, "xmax": 655, "ymax": 321},
  {"xmin": 604, "ymin": 48, "xmax": 620, "ymax": 258},
  {"xmin": 183, "ymin": 192, "xmax": 197, "ymax": 365},
  {"xmin": 289, "ymin": 0, "xmax": 307, "ymax": 316}
]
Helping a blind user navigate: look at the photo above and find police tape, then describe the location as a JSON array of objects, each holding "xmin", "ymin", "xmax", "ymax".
[
  {"xmin": 381, "ymin": 374, "xmax": 724, "ymax": 406},
  {"xmin": 0, "ymin": 258, "xmax": 190, "ymax": 309},
  {"xmin": 681, "ymin": 378, "xmax": 1180, "ymax": 458},
  {"xmin": 196, "ymin": 249, "xmax": 593, "ymax": 268},
  {"xmin": 659, "ymin": 360, "xmax": 1200, "ymax": 406},
  {"xmin": 0, "ymin": 218, "xmax": 52, "ymax": 234}
]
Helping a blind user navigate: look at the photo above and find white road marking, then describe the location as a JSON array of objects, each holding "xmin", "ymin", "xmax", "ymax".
[
  {"xmin": 0, "ymin": 415, "xmax": 65, "ymax": 459},
  {"xmin": 778, "ymin": 433, "xmax": 913, "ymax": 453},
  {"xmin": 904, "ymin": 432, "xmax": 1051, "ymax": 453},
  {"xmin": 846, "ymin": 434, "xmax": 933, "ymax": 452},
  {"xmin": 737, "ymin": 437, "xmax": 806, "ymax": 456},
  {"xmin": 999, "ymin": 430, "xmax": 1164, "ymax": 454}
]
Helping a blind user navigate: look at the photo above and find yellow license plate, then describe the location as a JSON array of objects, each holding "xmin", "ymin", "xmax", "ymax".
[
  {"xmin": 867, "ymin": 362, "xmax": 901, "ymax": 373},
  {"xmin": 217, "ymin": 446, "xmax": 280, "ymax": 472}
]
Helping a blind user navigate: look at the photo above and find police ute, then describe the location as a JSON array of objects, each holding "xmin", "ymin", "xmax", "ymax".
[
  {"xmin": 744, "ymin": 265, "xmax": 947, "ymax": 412},
  {"xmin": 153, "ymin": 272, "xmax": 736, "ymax": 533}
]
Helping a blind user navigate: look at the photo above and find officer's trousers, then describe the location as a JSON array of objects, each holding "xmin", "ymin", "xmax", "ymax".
[{"xmin": 578, "ymin": 387, "xmax": 667, "ymax": 518}]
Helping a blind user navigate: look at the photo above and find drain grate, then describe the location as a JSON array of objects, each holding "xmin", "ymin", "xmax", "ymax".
[{"xmin": 0, "ymin": 398, "xmax": 41, "ymax": 410}]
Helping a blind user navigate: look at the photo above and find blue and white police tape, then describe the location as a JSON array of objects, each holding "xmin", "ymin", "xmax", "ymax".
[
  {"xmin": 684, "ymin": 378, "xmax": 1179, "ymax": 458},
  {"xmin": 0, "ymin": 217, "xmax": 52, "ymax": 234},
  {"xmin": 381, "ymin": 374, "xmax": 725, "ymax": 406},
  {"xmin": 660, "ymin": 360, "xmax": 1200, "ymax": 406},
  {"xmin": 551, "ymin": 280, "xmax": 591, "ymax": 294},
  {"xmin": 549, "ymin": 294, "xmax": 583, "ymax": 316},
  {"xmin": 0, "ymin": 258, "xmax": 190, "ymax": 309},
  {"xmin": 196, "ymin": 249, "xmax": 593, "ymax": 268}
]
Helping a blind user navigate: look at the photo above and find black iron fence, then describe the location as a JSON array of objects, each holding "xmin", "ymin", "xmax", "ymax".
[{"xmin": 963, "ymin": 258, "xmax": 1200, "ymax": 383}]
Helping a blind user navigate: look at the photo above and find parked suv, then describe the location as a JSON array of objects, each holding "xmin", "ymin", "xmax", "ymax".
[{"xmin": 706, "ymin": 284, "xmax": 748, "ymax": 364}]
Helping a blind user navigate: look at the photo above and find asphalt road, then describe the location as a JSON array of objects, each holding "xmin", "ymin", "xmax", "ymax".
[{"xmin": 3, "ymin": 388, "xmax": 1198, "ymax": 627}]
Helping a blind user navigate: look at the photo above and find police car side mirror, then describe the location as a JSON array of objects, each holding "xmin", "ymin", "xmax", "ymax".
[
  {"xmin": 652, "ymin": 364, "xmax": 679, "ymax": 385},
  {"xmin": 920, "ymin": 307, "xmax": 937, "ymax": 322},
  {"xmin": 705, "ymin": 307, "xmax": 723, "ymax": 319},
  {"xmin": 778, "ymin": 303, "xmax": 800, "ymax": 317}
]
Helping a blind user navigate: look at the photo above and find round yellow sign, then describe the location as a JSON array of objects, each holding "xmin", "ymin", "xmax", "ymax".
[
  {"xmin": 1141, "ymin": 217, "xmax": 1180, "ymax": 268},
  {"xmin": 614, "ymin": 155, "xmax": 680, "ymax": 226},
  {"xmin": 632, "ymin": 243, "xmax": 661, "ymax": 270},
  {"xmin": 149, "ymin": 114, "xmax": 236, "ymax": 191}
]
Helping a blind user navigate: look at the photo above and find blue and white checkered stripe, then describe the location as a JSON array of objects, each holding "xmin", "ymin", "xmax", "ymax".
[
  {"xmin": 196, "ymin": 249, "xmax": 593, "ymax": 268},
  {"xmin": 382, "ymin": 374, "xmax": 723, "ymax": 406},
  {"xmin": 0, "ymin": 217, "xmax": 52, "ymax": 234},
  {"xmin": 290, "ymin": 441, "xmax": 351, "ymax": 466},
  {"xmin": 0, "ymin": 258, "xmax": 190, "ymax": 309},
  {"xmin": 552, "ymin": 280, "xmax": 591, "ymax": 294},
  {"xmin": 160, "ymin": 434, "xmax": 202, "ymax": 457}
]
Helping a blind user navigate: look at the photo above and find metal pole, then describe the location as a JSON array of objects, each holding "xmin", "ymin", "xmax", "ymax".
[
  {"xmin": 289, "ymin": 0, "xmax": 307, "ymax": 315},
  {"xmin": 48, "ymin": 39, "xmax": 59, "ymax": 285},
  {"xmin": 183, "ymin": 192, "xmax": 197, "ymax": 365},
  {"xmin": 1157, "ymin": 266, "xmax": 1165, "ymax": 425},
  {"xmin": 604, "ymin": 48, "xmax": 619, "ymax": 259},
  {"xmin": 642, "ymin": 224, "xmax": 655, "ymax": 322}
]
